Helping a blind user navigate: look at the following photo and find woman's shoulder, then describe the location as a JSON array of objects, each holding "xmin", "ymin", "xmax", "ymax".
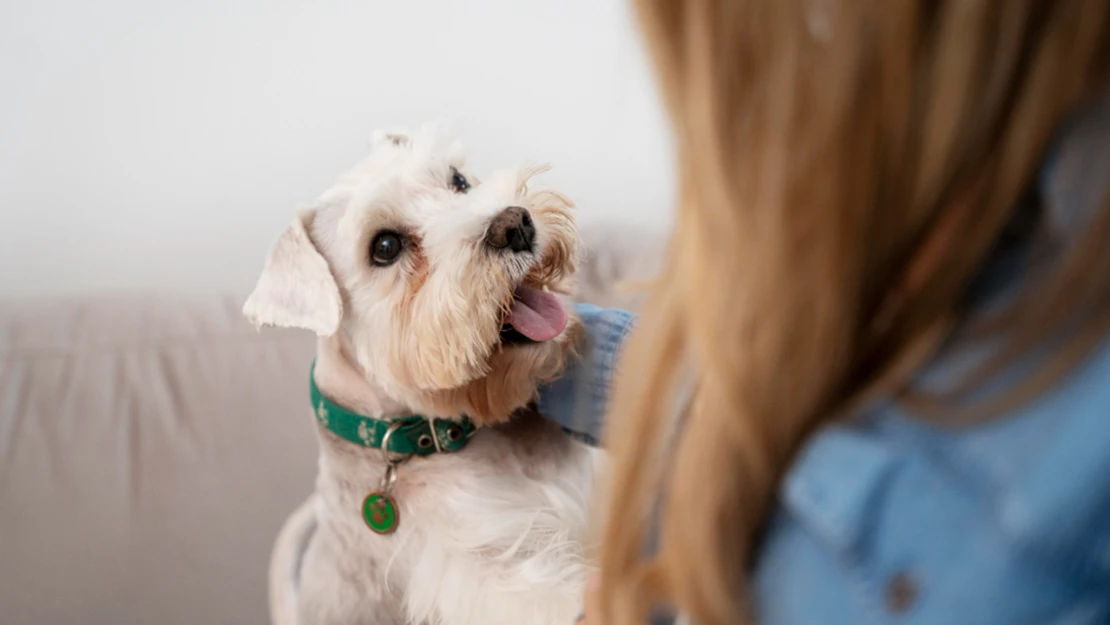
[
  {"xmin": 763, "ymin": 338, "xmax": 1110, "ymax": 623},
  {"xmin": 900, "ymin": 335, "xmax": 1110, "ymax": 571},
  {"xmin": 789, "ymin": 86, "xmax": 1110, "ymax": 578}
]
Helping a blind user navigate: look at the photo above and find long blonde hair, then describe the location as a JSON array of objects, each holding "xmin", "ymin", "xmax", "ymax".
[{"xmin": 600, "ymin": 2, "xmax": 1110, "ymax": 624}]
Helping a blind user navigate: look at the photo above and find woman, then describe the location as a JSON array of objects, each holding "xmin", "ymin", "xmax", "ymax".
[{"xmin": 538, "ymin": 2, "xmax": 1110, "ymax": 624}]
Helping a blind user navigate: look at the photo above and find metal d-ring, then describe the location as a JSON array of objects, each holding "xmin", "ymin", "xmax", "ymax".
[
  {"xmin": 378, "ymin": 420, "xmax": 413, "ymax": 468},
  {"xmin": 379, "ymin": 463, "xmax": 399, "ymax": 492}
]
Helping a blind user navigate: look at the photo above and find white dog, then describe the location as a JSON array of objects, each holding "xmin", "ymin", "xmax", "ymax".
[{"xmin": 244, "ymin": 126, "xmax": 597, "ymax": 625}]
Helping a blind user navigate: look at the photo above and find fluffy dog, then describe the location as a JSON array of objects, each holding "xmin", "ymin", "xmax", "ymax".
[{"xmin": 244, "ymin": 126, "xmax": 596, "ymax": 625}]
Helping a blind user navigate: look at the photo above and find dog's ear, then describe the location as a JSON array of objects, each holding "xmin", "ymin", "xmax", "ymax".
[{"xmin": 243, "ymin": 210, "xmax": 343, "ymax": 336}]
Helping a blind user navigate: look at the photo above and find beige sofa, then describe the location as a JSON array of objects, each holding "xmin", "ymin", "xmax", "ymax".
[{"xmin": 0, "ymin": 225, "xmax": 659, "ymax": 625}]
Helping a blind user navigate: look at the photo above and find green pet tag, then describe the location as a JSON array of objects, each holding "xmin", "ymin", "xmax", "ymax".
[{"xmin": 362, "ymin": 491, "xmax": 399, "ymax": 534}]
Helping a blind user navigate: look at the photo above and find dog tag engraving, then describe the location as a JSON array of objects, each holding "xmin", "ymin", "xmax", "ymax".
[{"xmin": 362, "ymin": 491, "xmax": 399, "ymax": 534}]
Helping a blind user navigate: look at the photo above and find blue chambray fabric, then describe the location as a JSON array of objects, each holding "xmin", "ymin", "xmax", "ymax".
[{"xmin": 537, "ymin": 303, "xmax": 635, "ymax": 446}]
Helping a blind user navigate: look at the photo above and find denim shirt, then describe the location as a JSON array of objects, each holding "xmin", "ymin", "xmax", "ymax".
[{"xmin": 537, "ymin": 92, "xmax": 1110, "ymax": 624}]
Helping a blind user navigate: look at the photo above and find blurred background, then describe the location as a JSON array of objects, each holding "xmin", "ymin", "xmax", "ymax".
[
  {"xmin": 0, "ymin": 0, "xmax": 673, "ymax": 297},
  {"xmin": 0, "ymin": 2, "xmax": 667, "ymax": 624}
]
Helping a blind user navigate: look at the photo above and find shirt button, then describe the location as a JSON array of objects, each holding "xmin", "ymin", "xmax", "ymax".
[{"xmin": 885, "ymin": 572, "xmax": 919, "ymax": 614}]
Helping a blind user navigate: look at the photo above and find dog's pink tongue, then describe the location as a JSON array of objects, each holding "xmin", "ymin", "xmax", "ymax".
[{"xmin": 506, "ymin": 284, "xmax": 567, "ymax": 342}]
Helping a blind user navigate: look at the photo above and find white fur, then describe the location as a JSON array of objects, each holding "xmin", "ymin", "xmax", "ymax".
[
  {"xmin": 248, "ymin": 125, "xmax": 596, "ymax": 625},
  {"xmin": 243, "ymin": 209, "xmax": 344, "ymax": 336}
]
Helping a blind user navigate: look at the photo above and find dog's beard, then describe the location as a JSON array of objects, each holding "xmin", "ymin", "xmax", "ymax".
[
  {"xmin": 381, "ymin": 286, "xmax": 577, "ymax": 425},
  {"xmin": 423, "ymin": 321, "xmax": 580, "ymax": 424}
]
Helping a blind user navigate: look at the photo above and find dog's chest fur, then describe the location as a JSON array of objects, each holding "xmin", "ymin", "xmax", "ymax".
[{"xmin": 294, "ymin": 411, "xmax": 597, "ymax": 625}]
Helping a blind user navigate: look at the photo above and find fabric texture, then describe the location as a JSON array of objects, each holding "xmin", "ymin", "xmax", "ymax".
[
  {"xmin": 537, "ymin": 304, "xmax": 637, "ymax": 446},
  {"xmin": 0, "ymin": 293, "xmax": 318, "ymax": 625}
]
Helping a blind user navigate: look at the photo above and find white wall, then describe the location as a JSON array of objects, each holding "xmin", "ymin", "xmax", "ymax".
[{"xmin": 0, "ymin": 0, "xmax": 674, "ymax": 296}]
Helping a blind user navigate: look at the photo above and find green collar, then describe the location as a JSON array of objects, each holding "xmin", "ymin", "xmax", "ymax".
[{"xmin": 309, "ymin": 362, "xmax": 476, "ymax": 456}]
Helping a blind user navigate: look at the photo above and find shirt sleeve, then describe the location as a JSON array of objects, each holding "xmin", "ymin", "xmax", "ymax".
[{"xmin": 536, "ymin": 303, "xmax": 637, "ymax": 446}]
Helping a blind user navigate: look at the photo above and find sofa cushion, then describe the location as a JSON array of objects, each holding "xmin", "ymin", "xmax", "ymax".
[{"xmin": 0, "ymin": 293, "xmax": 317, "ymax": 625}]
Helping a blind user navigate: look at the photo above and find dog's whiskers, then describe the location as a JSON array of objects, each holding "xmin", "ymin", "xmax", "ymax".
[
  {"xmin": 480, "ymin": 253, "xmax": 517, "ymax": 322},
  {"xmin": 515, "ymin": 163, "xmax": 552, "ymax": 198}
]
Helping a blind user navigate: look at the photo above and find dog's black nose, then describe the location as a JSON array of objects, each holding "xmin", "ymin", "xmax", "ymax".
[{"xmin": 485, "ymin": 206, "xmax": 535, "ymax": 253}]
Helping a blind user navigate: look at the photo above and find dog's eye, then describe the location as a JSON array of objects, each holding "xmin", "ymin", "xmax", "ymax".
[
  {"xmin": 449, "ymin": 167, "xmax": 470, "ymax": 194},
  {"xmin": 370, "ymin": 231, "xmax": 404, "ymax": 266}
]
